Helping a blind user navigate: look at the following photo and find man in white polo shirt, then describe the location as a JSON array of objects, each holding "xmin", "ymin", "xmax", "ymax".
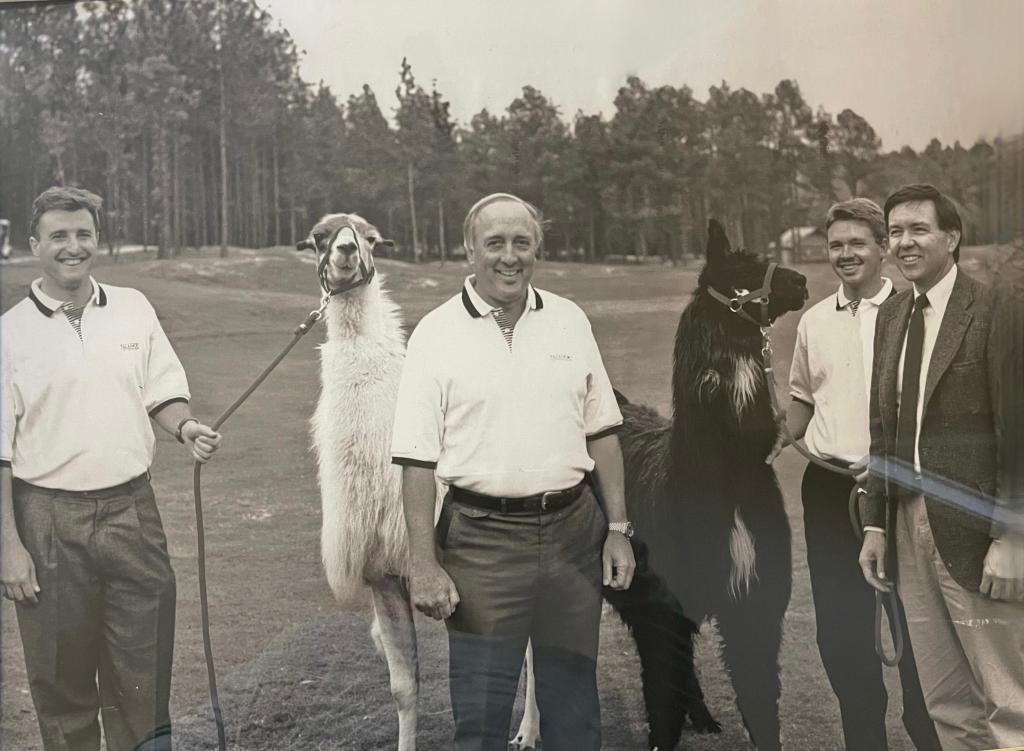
[
  {"xmin": 783, "ymin": 199, "xmax": 939, "ymax": 750},
  {"xmin": 0, "ymin": 186, "xmax": 221, "ymax": 751},
  {"xmin": 392, "ymin": 193, "xmax": 635, "ymax": 750}
]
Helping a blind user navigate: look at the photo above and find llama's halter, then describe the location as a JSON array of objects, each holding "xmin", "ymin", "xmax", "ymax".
[
  {"xmin": 760, "ymin": 324, "xmax": 905, "ymax": 668},
  {"xmin": 297, "ymin": 221, "xmax": 385, "ymax": 302},
  {"xmin": 706, "ymin": 261, "xmax": 777, "ymax": 327}
]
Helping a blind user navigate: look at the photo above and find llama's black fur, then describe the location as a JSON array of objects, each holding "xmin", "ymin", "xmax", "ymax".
[{"xmin": 606, "ymin": 220, "xmax": 807, "ymax": 750}]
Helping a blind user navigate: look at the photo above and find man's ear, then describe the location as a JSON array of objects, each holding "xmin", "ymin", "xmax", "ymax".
[
  {"xmin": 29, "ymin": 236, "xmax": 39, "ymax": 257},
  {"xmin": 947, "ymin": 230, "xmax": 961, "ymax": 254}
]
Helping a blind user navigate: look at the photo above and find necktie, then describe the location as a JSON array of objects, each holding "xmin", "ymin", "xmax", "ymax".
[
  {"xmin": 849, "ymin": 299, "xmax": 861, "ymax": 316},
  {"xmin": 895, "ymin": 294, "xmax": 929, "ymax": 469}
]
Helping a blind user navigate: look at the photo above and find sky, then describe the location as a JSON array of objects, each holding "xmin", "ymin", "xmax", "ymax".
[{"xmin": 262, "ymin": 0, "xmax": 1024, "ymax": 152}]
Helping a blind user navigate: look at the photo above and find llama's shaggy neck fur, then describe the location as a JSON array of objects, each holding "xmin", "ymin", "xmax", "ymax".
[
  {"xmin": 321, "ymin": 275, "xmax": 405, "ymax": 350},
  {"xmin": 670, "ymin": 291, "xmax": 775, "ymax": 471},
  {"xmin": 668, "ymin": 289, "xmax": 777, "ymax": 599},
  {"xmin": 313, "ymin": 273, "xmax": 409, "ymax": 603}
]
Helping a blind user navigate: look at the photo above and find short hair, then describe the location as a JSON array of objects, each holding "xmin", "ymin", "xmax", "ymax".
[
  {"xmin": 462, "ymin": 193, "xmax": 544, "ymax": 253},
  {"xmin": 30, "ymin": 186, "xmax": 103, "ymax": 239},
  {"xmin": 884, "ymin": 183, "xmax": 962, "ymax": 262},
  {"xmin": 826, "ymin": 198, "xmax": 886, "ymax": 245}
]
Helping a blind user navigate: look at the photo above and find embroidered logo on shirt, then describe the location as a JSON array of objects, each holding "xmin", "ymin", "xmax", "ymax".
[
  {"xmin": 549, "ymin": 353, "xmax": 573, "ymax": 361},
  {"xmin": 121, "ymin": 342, "xmax": 140, "ymax": 351}
]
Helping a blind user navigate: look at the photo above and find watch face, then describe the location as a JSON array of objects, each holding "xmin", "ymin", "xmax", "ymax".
[{"xmin": 624, "ymin": 522, "xmax": 634, "ymax": 538}]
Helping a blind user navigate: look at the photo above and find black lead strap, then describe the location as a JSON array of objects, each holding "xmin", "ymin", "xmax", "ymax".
[{"xmin": 761, "ymin": 325, "xmax": 905, "ymax": 668}]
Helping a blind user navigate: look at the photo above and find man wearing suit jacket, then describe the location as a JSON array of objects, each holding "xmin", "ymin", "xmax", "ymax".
[{"xmin": 858, "ymin": 184, "xmax": 1024, "ymax": 751}]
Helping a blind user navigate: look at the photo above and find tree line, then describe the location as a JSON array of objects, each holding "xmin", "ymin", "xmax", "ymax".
[{"xmin": 2, "ymin": 0, "xmax": 1022, "ymax": 262}]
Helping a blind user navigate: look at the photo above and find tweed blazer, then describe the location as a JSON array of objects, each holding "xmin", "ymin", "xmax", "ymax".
[{"xmin": 862, "ymin": 269, "xmax": 1007, "ymax": 591}]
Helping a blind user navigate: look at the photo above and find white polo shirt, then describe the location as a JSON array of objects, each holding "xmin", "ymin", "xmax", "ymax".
[
  {"xmin": 391, "ymin": 276, "xmax": 622, "ymax": 496},
  {"xmin": 789, "ymin": 278, "xmax": 894, "ymax": 464},
  {"xmin": 1, "ymin": 278, "xmax": 191, "ymax": 490}
]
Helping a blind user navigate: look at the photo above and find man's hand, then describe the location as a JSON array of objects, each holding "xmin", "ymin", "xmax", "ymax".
[
  {"xmin": 603, "ymin": 532, "xmax": 635, "ymax": 590},
  {"xmin": 1, "ymin": 537, "xmax": 39, "ymax": 603},
  {"xmin": 410, "ymin": 560, "xmax": 460, "ymax": 620},
  {"xmin": 859, "ymin": 530, "xmax": 892, "ymax": 592},
  {"xmin": 980, "ymin": 536, "xmax": 1024, "ymax": 602},
  {"xmin": 182, "ymin": 421, "xmax": 222, "ymax": 464}
]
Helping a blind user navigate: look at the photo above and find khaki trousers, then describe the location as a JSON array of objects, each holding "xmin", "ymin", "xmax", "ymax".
[{"xmin": 896, "ymin": 493, "xmax": 1024, "ymax": 751}]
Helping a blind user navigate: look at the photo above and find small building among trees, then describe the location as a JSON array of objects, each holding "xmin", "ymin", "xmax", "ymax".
[{"xmin": 772, "ymin": 226, "xmax": 827, "ymax": 263}]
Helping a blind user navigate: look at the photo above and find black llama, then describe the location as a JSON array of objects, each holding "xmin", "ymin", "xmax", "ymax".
[{"xmin": 606, "ymin": 219, "xmax": 807, "ymax": 750}]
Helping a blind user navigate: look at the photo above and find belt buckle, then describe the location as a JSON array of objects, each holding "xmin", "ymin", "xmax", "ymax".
[{"xmin": 540, "ymin": 491, "xmax": 556, "ymax": 512}]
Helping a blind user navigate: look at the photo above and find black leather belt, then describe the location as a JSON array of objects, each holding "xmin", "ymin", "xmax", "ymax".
[{"xmin": 451, "ymin": 480, "xmax": 586, "ymax": 514}]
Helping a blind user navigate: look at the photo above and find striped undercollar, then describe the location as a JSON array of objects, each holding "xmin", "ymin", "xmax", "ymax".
[
  {"xmin": 28, "ymin": 277, "xmax": 107, "ymax": 317},
  {"xmin": 835, "ymin": 277, "xmax": 894, "ymax": 311},
  {"xmin": 461, "ymin": 275, "xmax": 544, "ymax": 318}
]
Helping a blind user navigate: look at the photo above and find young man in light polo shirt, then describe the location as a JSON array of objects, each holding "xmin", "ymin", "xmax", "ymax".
[
  {"xmin": 784, "ymin": 198, "xmax": 939, "ymax": 750},
  {"xmin": 0, "ymin": 186, "xmax": 221, "ymax": 751},
  {"xmin": 392, "ymin": 193, "xmax": 635, "ymax": 750}
]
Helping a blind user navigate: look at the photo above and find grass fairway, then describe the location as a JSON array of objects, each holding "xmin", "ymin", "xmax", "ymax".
[{"xmin": 0, "ymin": 245, "xmax": 1004, "ymax": 750}]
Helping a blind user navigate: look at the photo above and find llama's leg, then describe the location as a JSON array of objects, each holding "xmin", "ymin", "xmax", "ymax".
[
  {"xmin": 716, "ymin": 602, "xmax": 784, "ymax": 750},
  {"xmin": 715, "ymin": 506, "xmax": 791, "ymax": 751},
  {"xmin": 371, "ymin": 575, "xmax": 420, "ymax": 751},
  {"xmin": 511, "ymin": 640, "xmax": 541, "ymax": 750},
  {"xmin": 605, "ymin": 542, "xmax": 719, "ymax": 751}
]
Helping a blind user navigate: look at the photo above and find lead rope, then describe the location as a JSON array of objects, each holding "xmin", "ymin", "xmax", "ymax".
[
  {"xmin": 192, "ymin": 297, "xmax": 329, "ymax": 751},
  {"xmin": 761, "ymin": 326, "xmax": 904, "ymax": 667}
]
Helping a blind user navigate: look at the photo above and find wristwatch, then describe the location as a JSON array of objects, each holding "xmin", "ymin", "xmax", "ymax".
[
  {"xmin": 175, "ymin": 417, "xmax": 199, "ymax": 444},
  {"xmin": 608, "ymin": 521, "xmax": 634, "ymax": 538}
]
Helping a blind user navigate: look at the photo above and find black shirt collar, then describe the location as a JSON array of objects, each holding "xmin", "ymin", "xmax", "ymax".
[{"xmin": 28, "ymin": 278, "xmax": 107, "ymax": 317}]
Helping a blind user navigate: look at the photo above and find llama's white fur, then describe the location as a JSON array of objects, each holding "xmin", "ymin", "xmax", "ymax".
[
  {"xmin": 728, "ymin": 509, "xmax": 758, "ymax": 600},
  {"xmin": 308, "ymin": 213, "xmax": 418, "ymax": 751},
  {"xmin": 312, "ymin": 267, "xmax": 408, "ymax": 602},
  {"xmin": 731, "ymin": 356, "xmax": 761, "ymax": 415}
]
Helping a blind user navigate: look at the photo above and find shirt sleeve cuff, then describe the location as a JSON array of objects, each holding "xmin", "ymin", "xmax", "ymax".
[
  {"xmin": 148, "ymin": 396, "xmax": 190, "ymax": 418},
  {"xmin": 391, "ymin": 457, "xmax": 438, "ymax": 469},
  {"xmin": 863, "ymin": 526, "xmax": 886, "ymax": 534},
  {"xmin": 586, "ymin": 423, "xmax": 622, "ymax": 441}
]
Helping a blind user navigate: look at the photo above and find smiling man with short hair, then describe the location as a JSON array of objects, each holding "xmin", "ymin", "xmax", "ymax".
[
  {"xmin": 393, "ymin": 193, "xmax": 634, "ymax": 750},
  {"xmin": 859, "ymin": 184, "xmax": 1024, "ymax": 750},
  {"xmin": 783, "ymin": 198, "xmax": 939, "ymax": 750},
  {"xmin": 1, "ymin": 186, "xmax": 222, "ymax": 751}
]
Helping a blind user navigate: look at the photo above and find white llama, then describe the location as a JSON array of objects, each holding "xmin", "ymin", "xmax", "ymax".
[{"xmin": 306, "ymin": 213, "xmax": 419, "ymax": 751}]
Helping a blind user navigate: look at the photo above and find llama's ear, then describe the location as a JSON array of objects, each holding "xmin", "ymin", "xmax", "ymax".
[{"xmin": 706, "ymin": 219, "xmax": 731, "ymax": 265}]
